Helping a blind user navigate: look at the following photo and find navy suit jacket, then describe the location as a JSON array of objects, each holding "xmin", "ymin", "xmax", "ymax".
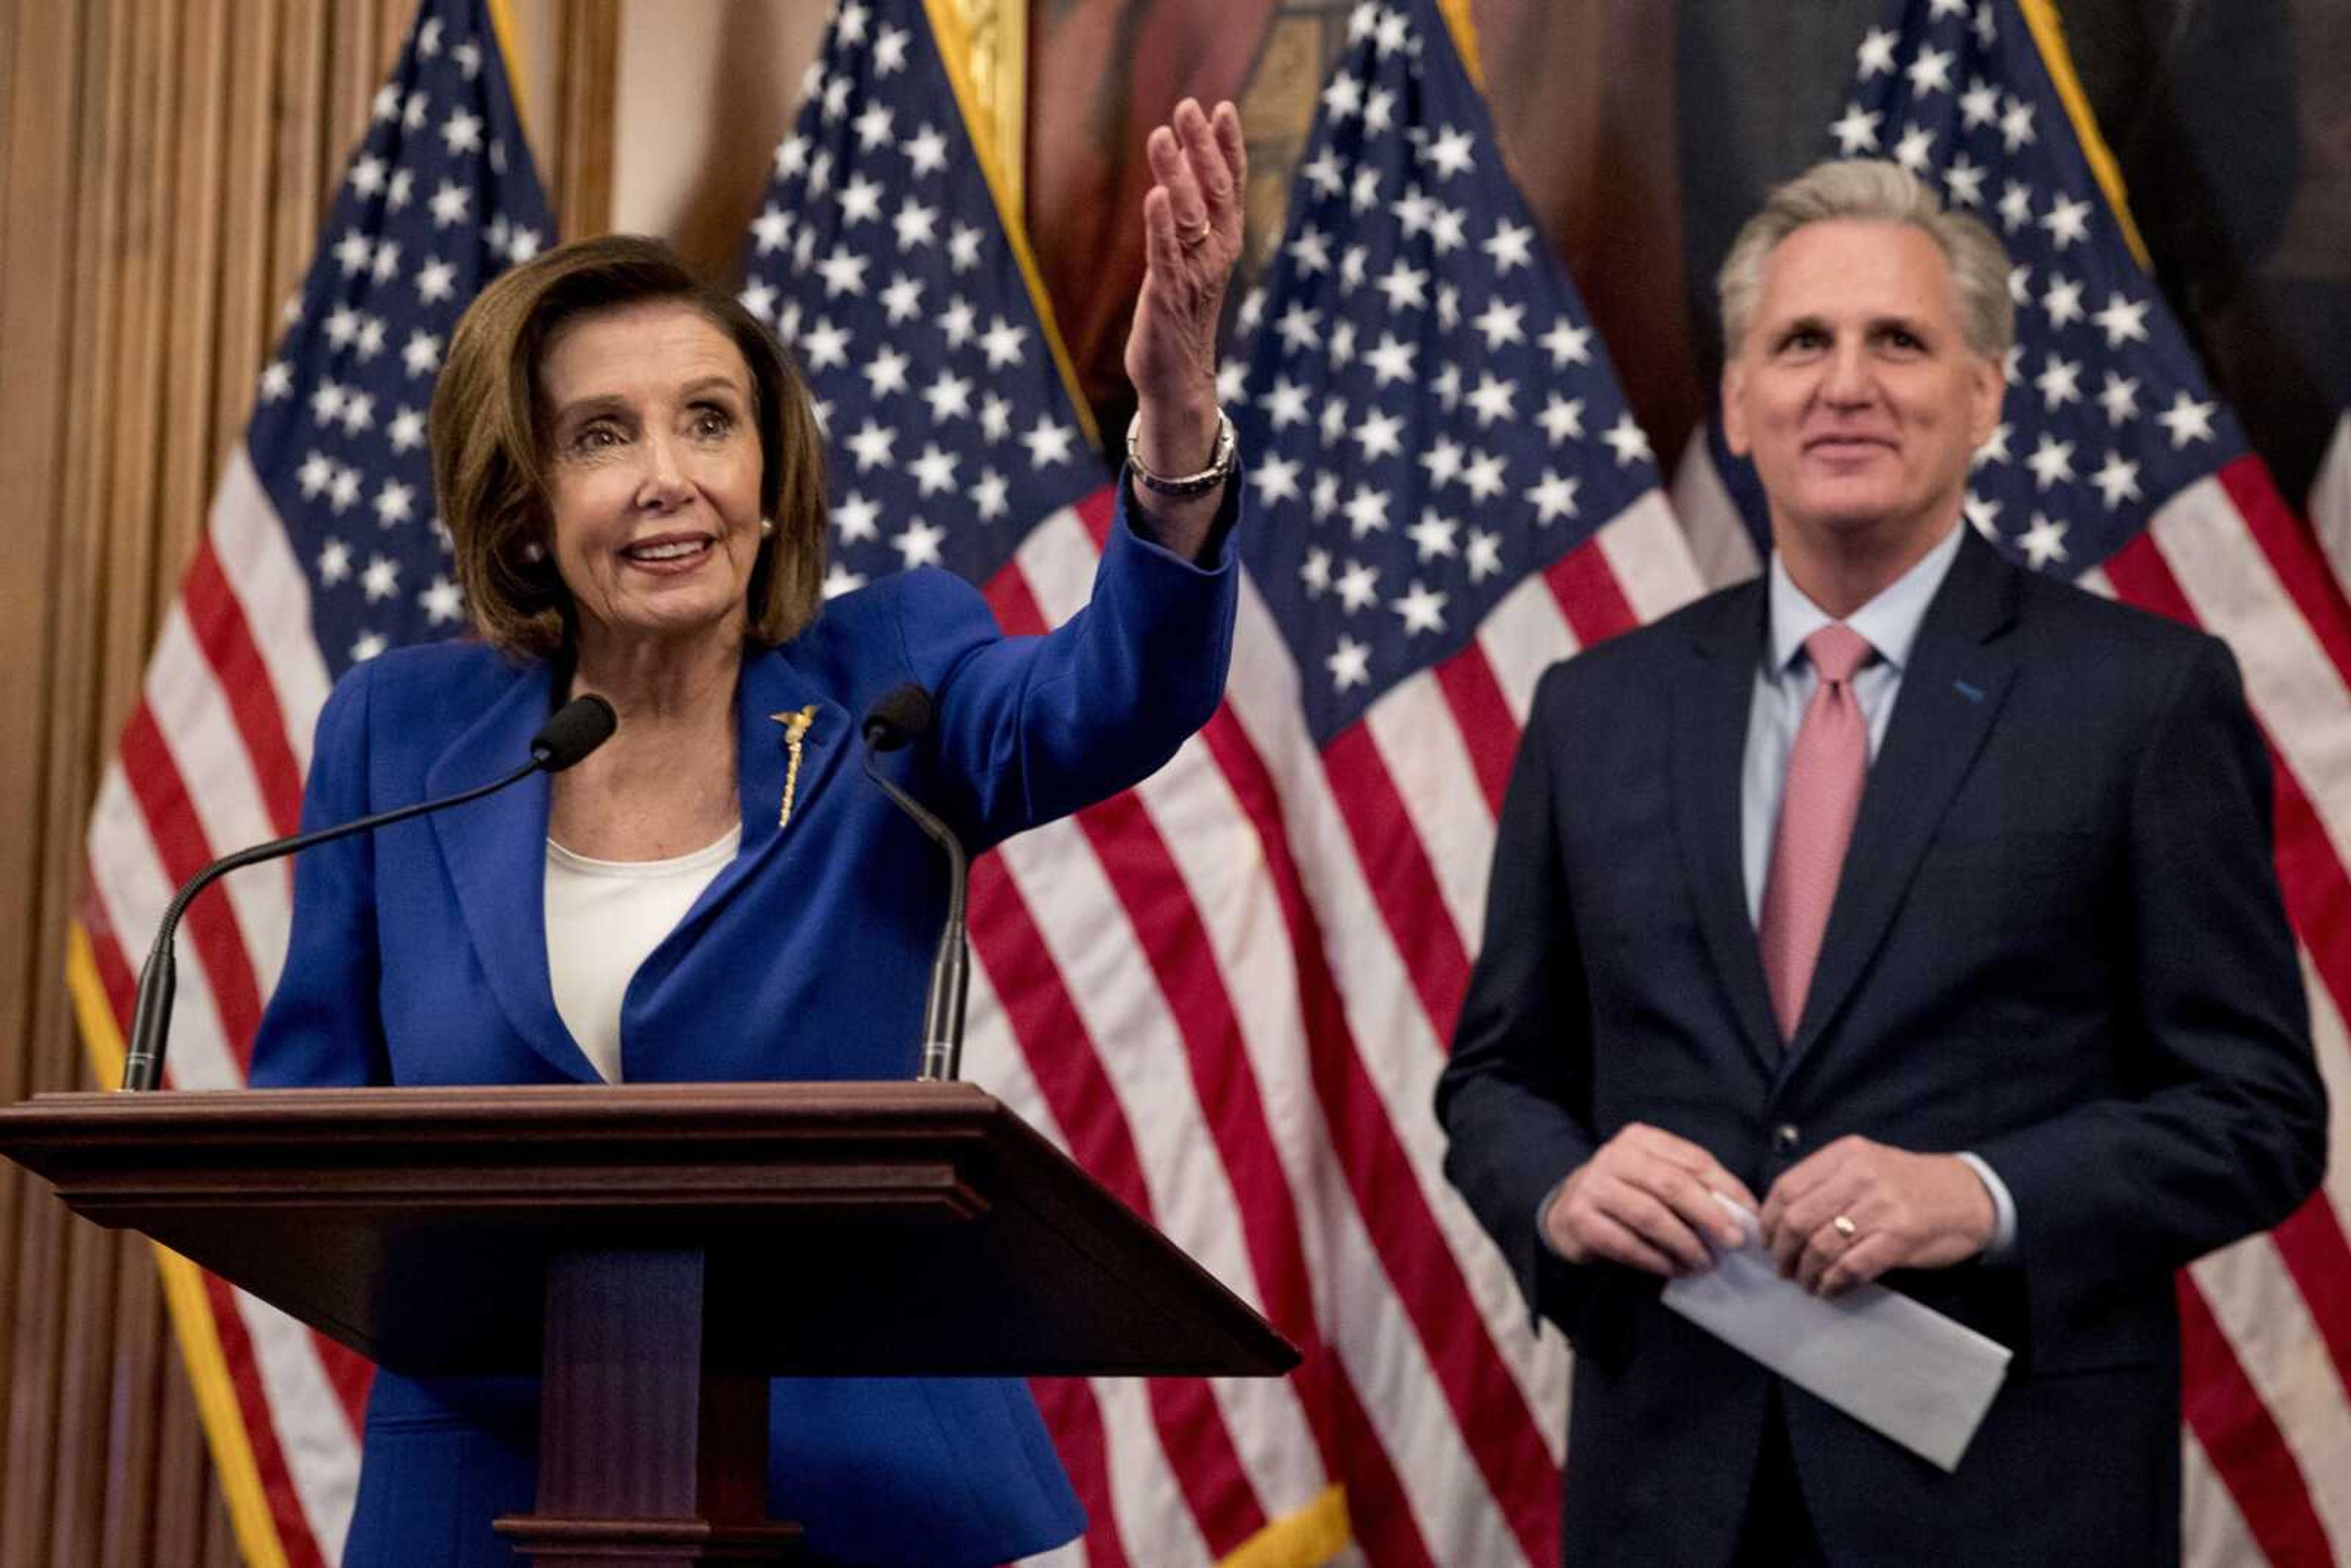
[
  {"xmin": 251, "ymin": 496, "xmax": 1239, "ymax": 1568},
  {"xmin": 1436, "ymin": 529, "xmax": 2326, "ymax": 1566}
]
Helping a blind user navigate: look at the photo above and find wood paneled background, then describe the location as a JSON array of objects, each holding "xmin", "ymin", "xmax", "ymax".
[{"xmin": 0, "ymin": 5, "xmax": 609, "ymax": 1561}]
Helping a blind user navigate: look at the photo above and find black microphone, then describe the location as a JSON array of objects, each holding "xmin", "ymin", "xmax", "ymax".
[
  {"xmin": 860, "ymin": 683, "xmax": 970, "ymax": 1082},
  {"xmin": 530, "ymin": 693, "xmax": 621, "ymax": 771},
  {"xmin": 119, "ymin": 694, "xmax": 618, "ymax": 1092}
]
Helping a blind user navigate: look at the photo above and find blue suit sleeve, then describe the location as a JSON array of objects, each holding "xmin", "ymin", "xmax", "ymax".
[
  {"xmin": 896, "ymin": 477, "xmax": 1241, "ymax": 849},
  {"xmin": 1971, "ymin": 636, "xmax": 2327, "ymax": 1357},
  {"xmin": 249, "ymin": 660, "xmax": 391, "ymax": 1088}
]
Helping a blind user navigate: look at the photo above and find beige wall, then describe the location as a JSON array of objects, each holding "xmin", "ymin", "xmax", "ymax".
[
  {"xmin": 608, "ymin": 1, "xmax": 827, "ymax": 275},
  {"xmin": 510, "ymin": 0, "xmax": 829, "ymax": 268}
]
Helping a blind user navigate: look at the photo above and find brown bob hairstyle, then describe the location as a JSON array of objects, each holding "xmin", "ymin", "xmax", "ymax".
[{"xmin": 429, "ymin": 233, "xmax": 828, "ymax": 655}]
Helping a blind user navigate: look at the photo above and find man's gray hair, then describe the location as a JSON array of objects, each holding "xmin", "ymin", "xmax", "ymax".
[{"xmin": 1717, "ymin": 158, "xmax": 2014, "ymax": 359}]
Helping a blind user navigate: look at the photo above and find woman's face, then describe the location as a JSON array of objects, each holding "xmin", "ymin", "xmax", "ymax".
[{"xmin": 536, "ymin": 299, "xmax": 765, "ymax": 657}]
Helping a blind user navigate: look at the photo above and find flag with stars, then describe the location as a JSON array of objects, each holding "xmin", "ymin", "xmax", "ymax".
[
  {"xmin": 1692, "ymin": 3, "xmax": 2351, "ymax": 1562},
  {"xmin": 740, "ymin": 0, "xmax": 1089, "ymax": 602},
  {"xmin": 1218, "ymin": 0, "xmax": 1711, "ymax": 1559},
  {"xmin": 68, "ymin": 3, "xmax": 550, "ymax": 1564},
  {"xmin": 743, "ymin": 4, "xmax": 1347, "ymax": 1562},
  {"xmin": 743, "ymin": 1, "xmax": 1706, "ymax": 1563}
]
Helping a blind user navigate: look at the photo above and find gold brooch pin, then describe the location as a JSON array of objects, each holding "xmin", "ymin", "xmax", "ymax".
[{"xmin": 772, "ymin": 705, "xmax": 818, "ymax": 828}]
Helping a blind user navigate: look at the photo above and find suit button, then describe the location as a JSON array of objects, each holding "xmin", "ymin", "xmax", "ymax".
[{"xmin": 1771, "ymin": 1123, "xmax": 1801, "ymax": 1153}]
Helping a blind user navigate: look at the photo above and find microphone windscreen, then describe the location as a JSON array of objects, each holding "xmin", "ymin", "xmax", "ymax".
[
  {"xmin": 862, "ymin": 683, "xmax": 935, "ymax": 752},
  {"xmin": 531, "ymin": 695, "xmax": 618, "ymax": 771}
]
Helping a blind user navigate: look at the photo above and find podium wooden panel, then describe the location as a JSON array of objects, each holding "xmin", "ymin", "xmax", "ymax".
[{"xmin": 0, "ymin": 1082, "xmax": 1299, "ymax": 1565}]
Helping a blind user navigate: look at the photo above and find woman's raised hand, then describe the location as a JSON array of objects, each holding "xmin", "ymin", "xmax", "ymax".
[{"xmin": 1124, "ymin": 97, "xmax": 1247, "ymax": 475}]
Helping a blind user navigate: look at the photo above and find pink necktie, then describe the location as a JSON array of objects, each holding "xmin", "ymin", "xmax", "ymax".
[{"xmin": 1759, "ymin": 623, "xmax": 1873, "ymax": 1041}]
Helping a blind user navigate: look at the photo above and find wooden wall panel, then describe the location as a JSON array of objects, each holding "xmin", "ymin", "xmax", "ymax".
[
  {"xmin": 0, "ymin": 1, "xmax": 87, "ymax": 1555},
  {"xmin": 97, "ymin": 1252, "xmax": 165, "ymax": 1568},
  {"xmin": 555, "ymin": 0, "xmax": 619, "ymax": 241},
  {"xmin": 162, "ymin": 0, "xmax": 231, "ymax": 579},
  {"xmin": 274, "ymin": 2, "xmax": 331, "ymax": 320},
  {"xmin": 0, "ymin": 2, "xmax": 18, "ymax": 222},
  {"xmin": 152, "ymin": 1350, "xmax": 212, "ymax": 1568},
  {"xmin": 213, "ymin": 0, "xmax": 280, "ymax": 465},
  {"xmin": 2, "ymin": 1197, "xmax": 67, "ymax": 1564},
  {"xmin": 0, "ymin": 2, "xmax": 609, "ymax": 1562}
]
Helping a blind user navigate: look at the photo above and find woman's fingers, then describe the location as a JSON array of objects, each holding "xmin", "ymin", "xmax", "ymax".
[
  {"xmin": 1174, "ymin": 100, "xmax": 1237, "ymax": 241},
  {"xmin": 1147, "ymin": 99, "xmax": 1247, "ymax": 266},
  {"xmin": 1140, "ymin": 182, "xmax": 1183, "ymax": 279},
  {"xmin": 1209, "ymin": 100, "xmax": 1247, "ymax": 236},
  {"xmin": 1148, "ymin": 121, "xmax": 1209, "ymax": 243}
]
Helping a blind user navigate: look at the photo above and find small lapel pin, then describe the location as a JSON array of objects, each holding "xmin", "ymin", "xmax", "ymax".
[
  {"xmin": 772, "ymin": 705, "xmax": 818, "ymax": 829},
  {"xmin": 1952, "ymin": 678, "xmax": 1985, "ymax": 704}
]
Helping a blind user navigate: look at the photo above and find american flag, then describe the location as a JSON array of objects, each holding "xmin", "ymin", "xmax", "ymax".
[
  {"xmin": 1215, "ymin": 1, "xmax": 1711, "ymax": 1560},
  {"xmin": 740, "ymin": 0, "xmax": 1094, "ymax": 600},
  {"xmin": 67, "ymin": 2, "xmax": 550, "ymax": 1562},
  {"xmin": 1690, "ymin": 2, "xmax": 2351, "ymax": 1561},
  {"xmin": 743, "ymin": 0, "xmax": 1704, "ymax": 1562}
]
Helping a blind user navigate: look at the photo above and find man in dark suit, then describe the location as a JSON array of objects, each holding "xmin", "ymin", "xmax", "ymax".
[{"xmin": 1434, "ymin": 159, "xmax": 2327, "ymax": 1566}]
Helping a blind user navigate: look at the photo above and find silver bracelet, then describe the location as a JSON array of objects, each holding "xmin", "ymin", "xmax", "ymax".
[{"xmin": 1126, "ymin": 408, "xmax": 1237, "ymax": 498}]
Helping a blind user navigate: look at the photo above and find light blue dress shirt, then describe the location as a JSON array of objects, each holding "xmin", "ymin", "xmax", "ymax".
[{"xmin": 1745, "ymin": 522, "xmax": 2017, "ymax": 1257}]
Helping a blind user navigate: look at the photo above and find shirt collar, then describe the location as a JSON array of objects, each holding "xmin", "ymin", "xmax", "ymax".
[{"xmin": 1766, "ymin": 520, "xmax": 1967, "ymax": 678}]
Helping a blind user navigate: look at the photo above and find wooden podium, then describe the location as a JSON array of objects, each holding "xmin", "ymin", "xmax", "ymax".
[{"xmin": 0, "ymin": 1081, "xmax": 1299, "ymax": 1565}]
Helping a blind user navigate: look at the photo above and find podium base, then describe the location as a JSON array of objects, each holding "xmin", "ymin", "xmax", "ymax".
[{"xmin": 492, "ymin": 1514, "xmax": 806, "ymax": 1566}]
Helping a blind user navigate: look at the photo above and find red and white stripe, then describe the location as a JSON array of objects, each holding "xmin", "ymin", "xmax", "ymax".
[
  {"xmin": 1668, "ymin": 432, "xmax": 1764, "ymax": 590},
  {"xmin": 2312, "ymin": 414, "xmax": 2351, "ymax": 601},
  {"xmin": 2069, "ymin": 453, "xmax": 2351, "ymax": 1566},
  {"xmin": 933, "ymin": 484, "xmax": 1704, "ymax": 1564},
  {"xmin": 81, "ymin": 442, "xmax": 366, "ymax": 1567}
]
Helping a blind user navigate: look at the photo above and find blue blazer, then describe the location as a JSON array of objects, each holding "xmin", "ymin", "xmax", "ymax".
[
  {"xmin": 251, "ymin": 495, "xmax": 1239, "ymax": 1568},
  {"xmin": 1436, "ymin": 529, "xmax": 2327, "ymax": 1567}
]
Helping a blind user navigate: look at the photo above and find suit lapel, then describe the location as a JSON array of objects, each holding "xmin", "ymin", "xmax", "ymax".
[
  {"xmin": 1783, "ymin": 531, "xmax": 2022, "ymax": 1063},
  {"xmin": 1673, "ymin": 583, "xmax": 1785, "ymax": 1073},
  {"xmin": 423, "ymin": 659, "xmax": 593, "ymax": 1082},
  {"xmin": 666, "ymin": 645, "xmax": 854, "ymax": 947},
  {"xmin": 425, "ymin": 645, "xmax": 852, "ymax": 1082}
]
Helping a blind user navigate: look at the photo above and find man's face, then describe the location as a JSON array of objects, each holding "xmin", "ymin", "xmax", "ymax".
[{"xmin": 1722, "ymin": 219, "xmax": 2004, "ymax": 564}]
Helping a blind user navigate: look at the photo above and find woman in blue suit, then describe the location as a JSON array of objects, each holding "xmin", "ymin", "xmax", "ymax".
[{"xmin": 250, "ymin": 100, "xmax": 1250, "ymax": 1568}]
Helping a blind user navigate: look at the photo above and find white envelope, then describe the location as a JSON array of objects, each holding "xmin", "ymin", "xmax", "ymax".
[{"xmin": 1660, "ymin": 1195, "xmax": 2012, "ymax": 1472}]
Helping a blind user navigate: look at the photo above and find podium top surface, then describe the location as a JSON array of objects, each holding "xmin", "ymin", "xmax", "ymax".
[{"xmin": 0, "ymin": 1081, "xmax": 1300, "ymax": 1380}]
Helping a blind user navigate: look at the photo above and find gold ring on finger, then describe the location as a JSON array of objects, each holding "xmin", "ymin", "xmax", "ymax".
[
  {"xmin": 1831, "ymin": 1214, "xmax": 1858, "ymax": 1242},
  {"xmin": 1177, "ymin": 221, "xmax": 1212, "ymax": 247}
]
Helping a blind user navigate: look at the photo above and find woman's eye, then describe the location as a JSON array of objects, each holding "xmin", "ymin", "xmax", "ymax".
[
  {"xmin": 694, "ymin": 408, "xmax": 735, "ymax": 437},
  {"xmin": 572, "ymin": 425, "xmax": 621, "ymax": 451}
]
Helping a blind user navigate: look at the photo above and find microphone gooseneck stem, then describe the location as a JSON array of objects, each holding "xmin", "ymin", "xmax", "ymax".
[
  {"xmin": 860, "ymin": 751, "xmax": 971, "ymax": 1081},
  {"xmin": 918, "ymin": 829, "xmax": 969, "ymax": 1082},
  {"xmin": 119, "ymin": 757, "xmax": 541, "ymax": 1092}
]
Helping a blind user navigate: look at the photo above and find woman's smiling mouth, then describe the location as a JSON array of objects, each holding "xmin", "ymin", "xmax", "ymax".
[{"xmin": 619, "ymin": 533, "xmax": 715, "ymax": 569}]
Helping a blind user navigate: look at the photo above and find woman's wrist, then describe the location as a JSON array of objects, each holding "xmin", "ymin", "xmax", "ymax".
[
  {"xmin": 1129, "ymin": 386, "xmax": 1222, "ymax": 477},
  {"xmin": 1127, "ymin": 407, "xmax": 1234, "ymax": 500}
]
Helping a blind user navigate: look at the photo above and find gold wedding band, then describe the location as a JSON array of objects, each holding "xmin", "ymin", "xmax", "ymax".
[
  {"xmin": 1176, "ymin": 220, "xmax": 1212, "ymax": 247},
  {"xmin": 1831, "ymin": 1214, "xmax": 1859, "ymax": 1240}
]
